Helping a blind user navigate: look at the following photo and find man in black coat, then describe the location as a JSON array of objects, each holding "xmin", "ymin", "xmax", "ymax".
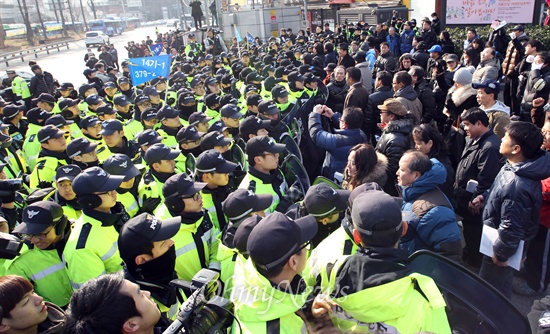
[
  {"xmin": 344, "ymin": 67, "xmax": 371, "ymax": 138},
  {"xmin": 420, "ymin": 18, "xmax": 437, "ymax": 49},
  {"xmin": 409, "ymin": 66, "xmax": 438, "ymax": 124},
  {"xmin": 367, "ymin": 71, "xmax": 394, "ymax": 145},
  {"xmin": 29, "ymin": 64, "xmax": 56, "ymax": 98},
  {"xmin": 337, "ymin": 43, "xmax": 355, "ymax": 69}
]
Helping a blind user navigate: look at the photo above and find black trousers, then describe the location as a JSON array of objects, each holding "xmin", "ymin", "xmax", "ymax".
[{"xmin": 524, "ymin": 225, "xmax": 550, "ymax": 292}]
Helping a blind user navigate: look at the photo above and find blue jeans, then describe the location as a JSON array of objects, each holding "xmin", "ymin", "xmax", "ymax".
[{"xmin": 479, "ymin": 255, "xmax": 514, "ymax": 299}]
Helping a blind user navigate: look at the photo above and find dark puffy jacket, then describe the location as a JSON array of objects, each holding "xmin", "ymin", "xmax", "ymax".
[
  {"xmin": 326, "ymin": 77, "xmax": 349, "ymax": 114},
  {"xmin": 414, "ymin": 79, "xmax": 437, "ymax": 123},
  {"xmin": 412, "ymin": 50, "xmax": 430, "ymax": 70},
  {"xmin": 483, "ymin": 151, "xmax": 550, "ymax": 262},
  {"xmin": 372, "ymin": 51, "xmax": 398, "ymax": 78},
  {"xmin": 453, "ymin": 130, "xmax": 503, "ymax": 212},
  {"xmin": 309, "ymin": 112, "xmax": 367, "ymax": 180},
  {"xmin": 375, "ymin": 117, "xmax": 413, "ymax": 196},
  {"xmin": 520, "ymin": 66, "xmax": 550, "ymax": 127},
  {"xmin": 399, "ymin": 30, "xmax": 415, "ymax": 55},
  {"xmin": 394, "ymin": 85, "xmax": 423, "ymax": 124},
  {"xmin": 325, "ymin": 51, "xmax": 338, "ymax": 66},
  {"xmin": 367, "ymin": 86, "xmax": 394, "ymax": 144},
  {"xmin": 400, "ymin": 158, "xmax": 462, "ymax": 262},
  {"xmin": 420, "ymin": 28, "xmax": 437, "ymax": 48},
  {"xmin": 30, "ymin": 72, "xmax": 56, "ymax": 98}
]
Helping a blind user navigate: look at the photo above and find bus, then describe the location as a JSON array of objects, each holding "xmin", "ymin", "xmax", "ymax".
[{"xmin": 88, "ymin": 19, "xmax": 123, "ymax": 36}]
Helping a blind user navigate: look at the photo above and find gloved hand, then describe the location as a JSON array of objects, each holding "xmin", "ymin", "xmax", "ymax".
[
  {"xmin": 140, "ymin": 196, "xmax": 162, "ymax": 214},
  {"xmin": 284, "ymin": 181, "xmax": 304, "ymax": 203},
  {"xmin": 0, "ymin": 180, "xmax": 21, "ymax": 203}
]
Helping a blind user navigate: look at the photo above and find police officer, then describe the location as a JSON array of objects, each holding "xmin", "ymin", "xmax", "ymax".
[
  {"xmin": 52, "ymin": 165, "xmax": 83, "ymax": 220},
  {"xmin": 138, "ymin": 143, "xmax": 180, "ymax": 214},
  {"xmin": 2, "ymin": 104, "xmax": 27, "ymax": 147},
  {"xmin": 58, "ymin": 98, "xmax": 84, "ymax": 139},
  {"xmin": 156, "ymin": 106, "xmax": 182, "ymax": 148},
  {"xmin": 66, "ymin": 137, "xmax": 100, "ymax": 170},
  {"xmin": 7, "ymin": 201, "xmax": 73, "ymax": 307},
  {"xmin": 22, "ymin": 107, "xmax": 53, "ymax": 171},
  {"xmin": 220, "ymin": 103, "xmax": 243, "ymax": 139},
  {"xmin": 103, "ymin": 154, "xmax": 142, "ymax": 218},
  {"xmin": 29, "ymin": 125, "xmax": 69, "ymax": 189},
  {"xmin": 99, "ymin": 119, "xmax": 141, "ymax": 162},
  {"xmin": 114, "ymin": 96, "xmax": 143, "ymax": 140},
  {"xmin": 0, "ymin": 121, "xmax": 29, "ymax": 180},
  {"xmin": 154, "ymin": 173, "xmax": 220, "ymax": 281},
  {"xmin": 79, "ymin": 115, "xmax": 111, "ymax": 162},
  {"xmin": 176, "ymin": 125, "xmax": 204, "ymax": 162},
  {"xmin": 143, "ymin": 86, "xmax": 163, "ymax": 110},
  {"xmin": 63, "ymin": 167, "xmax": 129, "ymax": 289},
  {"xmin": 8, "ymin": 69, "xmax": 31, "ymax": 109},
  {"xmin": 33, "ymin": 93, "xmax": 61, "ymax": 114},
  {"xmin": 96, "ymin": 104, "xmax": 118, "ymax": 122},
  {"xmin": 189, "ymin": 112, "xmax": 212, "ymax": 133},
  {"xmin": 238, "ymin": 115, "xmax": 270, "ymax": 143}
]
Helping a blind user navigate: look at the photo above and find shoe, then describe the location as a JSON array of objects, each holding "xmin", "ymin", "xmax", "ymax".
[{"xmin": 512, "ymin": 279, "xmax": 541, "ymax": 297}]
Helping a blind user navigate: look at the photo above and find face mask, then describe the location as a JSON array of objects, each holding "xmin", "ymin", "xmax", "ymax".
[{"xmin": 532, "ymin": 63, "xmax": 544, "ymax": 71}]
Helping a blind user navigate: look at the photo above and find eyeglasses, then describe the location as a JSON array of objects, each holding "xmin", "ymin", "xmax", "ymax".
[
  {"xmin": 184, "ymin": 139, "xmax": 201, "ymax": 145},
  {"xmin": 262, "ymin": 152, "xmax": 279, "ymax": 157},
  {"xmin": 296, "ymin": 241, "xmax": 311, "ymax": 254},
  {"xmin": 181, "ymin": 192, "xmax": 201, "ymax": 201},
  {"xmin": 139, "ymin": 102, "xmax": 152, "ymax": 107},
  {"xmin": 21, "ymin": 225, "xmax": 54, "ymax": 240},
  {"xmin": 96, "ymin": 190, "xmax": 115, "ymax": 196}
]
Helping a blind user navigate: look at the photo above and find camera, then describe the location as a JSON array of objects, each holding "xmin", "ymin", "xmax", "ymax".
[
  {"xmin": 0, "ymin": 232, "xmax": 23, "ymax": 260},
  {"xmin": 163, "ymin": 269, "xmax": 234, "ymax": 334}
]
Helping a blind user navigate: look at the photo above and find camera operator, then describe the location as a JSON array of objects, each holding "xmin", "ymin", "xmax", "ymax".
[
  {"xmin": 204, "ymin": 28, "xmax": 228, "ymax": 56},
  {"xmin": 65, "ymin": 273, "xmax": 167, "ymax": 334}
]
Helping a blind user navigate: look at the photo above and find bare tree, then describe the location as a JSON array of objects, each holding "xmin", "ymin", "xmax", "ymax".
[
  {"xmin": 16, "ymin": 0, "xmax": 35, "ymax": 45},
  {"xmin": 34, "ymin": 0, "xmax": 48, "ymax": 40},
  {"xmin": 80, "ymin": 0, "xmax": 88, "ymax": 31},
  {"xmin": 88, "ymin": 0, "xmax": 97, "ymax": 19},
  {"xmin": 57, "ymin": 0, "xmax": 68, "ymax": 37},
  {"xmin": 0, "ymin": 15, "xmax": 5, "ymax": 48},
  {"xmin": 51, "ymin": 0, "xmax": 60, "ymax": 22},
  {"xmin": 67, "ymin": 0, "xmax": 77, "ymax": 32}
]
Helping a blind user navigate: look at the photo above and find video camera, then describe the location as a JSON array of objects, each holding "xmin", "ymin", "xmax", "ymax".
[
  {"xmin": 0, "ymin": 232, "xmax": 23, "ymax": 260},
  {"xmin": 163, "ymin": 269, "xmax": 234, "ymax": 334}
]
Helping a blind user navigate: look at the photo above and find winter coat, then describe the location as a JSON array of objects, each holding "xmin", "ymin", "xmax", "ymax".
[
  {"xmin": 400, "ymin": 158, "xmax": 462, "ymax": 262},
  {"xmin": 420, "ymin": 28, "xmax": 437, "ymax": 48},
  {"xmin": 399, "ymin": 30, "xmax": 415, "ymax": 55},
  {"xmin": 190, "ymin": 1, "xmax": 203, "ymax": 18},
  {"xmin": 99, "ymin": 52, "xmax": 114, "ymax": 67},
  {"xmin": 326, "ymin": 77, "xmax": 349, "ymax": 114},
  {"xmin": 502, "ymin": 33, "xmax": 529, "ymax": 77},
  {"xmin": 472, "ymin": 58, "xmax": 500, "ymax": 83},
  {"xmin": 30, "ymin": 72, "xmax": 55, "ymax": 98},
  {"xmin": 38, "ymin": 302, "xmax": 65, "ymax": 333},
  {"xmin": 325, "ymin": 51, "xmax": 338, "ymax": 66},
  {"xmin": 439, "ymin": 40, "xmax": 455, "ymax": 55},
  {"xmin": 483, "ymin": 152, "xmax": 550, "ymax": 262},
  {"xmin": 444, "ymin": 84, "xmax": 478, "ymax": 120},
  {"xmin": 365, "ymin": 49, "xmax": 377, "ymax": 69},
  {"xmin": 309, "ymin": 112, "xmax": 368, "ymax": 180},
  {"xmin": 338, "ymin": 53, "xmax": 355, "ymax": 68},
  {"xmin": 376, "ymin": 117, "xmax": 413, "ymax": 196},
  {"xmin": 344, "ymin": 151, "xmax": 389, "ymax": 190},
  {"xmin": 480, "ymin": 101, "xmax": 511, "ymax": 139},
  {"xmin": 355, "ymin": 62, "xmax": 373, "ymax": 92},
  {"xmin": 372, "ymin": 51, "xmax": 398, "ymax": 78},
  {"xmin": 521, "ymin": 66, "xmax": 550, "ymax": 127},
  {"xmin": 386, "ymin": 34, "xmax": 400, "ymax": 56},
  {"xmin": 453, "ymin": 129, "xmax": 503, "ymax": 212},
  {"xmin": 414, "ymin": 79, "xmax": 437, "ymax": 123},
  {"xmin": 487, "ymin": 27, "xmax": 509, "ymax": 55},
  {"xmin": 394, "ymin": 85, "xmax": 423, "ymax": 124},
  {"xmin": 412, "ymin": 50, "xmax": 430, "ymax": 70}
]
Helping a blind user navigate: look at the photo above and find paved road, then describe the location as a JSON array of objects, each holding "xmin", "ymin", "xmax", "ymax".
[{"xmin": 1, "ymin": 26, "xmax": 164, "ymax": 86}]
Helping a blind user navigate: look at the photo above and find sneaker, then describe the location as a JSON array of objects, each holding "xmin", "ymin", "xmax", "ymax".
[{"xmin": 512, "ymin": 279, "xmax": 541, "ymax": 297}]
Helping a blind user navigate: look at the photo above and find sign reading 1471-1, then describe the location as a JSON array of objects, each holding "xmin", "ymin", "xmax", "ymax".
[{"xmin": 127, "ymin": 55, "xmax": 171, "ymax": 86}]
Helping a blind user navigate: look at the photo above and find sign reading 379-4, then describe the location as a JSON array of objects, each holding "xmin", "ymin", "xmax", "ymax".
[{"xmin": 127, "ymin": 55, "xmax": 171, "ymax": 86}]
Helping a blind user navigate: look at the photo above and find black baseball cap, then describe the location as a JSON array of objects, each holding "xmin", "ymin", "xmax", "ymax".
[
  {"xmin": 246, "ymin": 94, "xmax": 263, "ymax": 107},
  {"xmin": 113, "ymin": 96, "xmax": 131, "ymax": 106},
  {"xmin": 135, "ymin": 95, "xmax": 151, "ymax": 105},
  {"xmin": 162, "ymin": 173, "xmax": 206, "ymax": 198},
  {"xmin": 2, "ymin": 105, "xmax": 24, "ymax": 119},
  {"xmin": 189, "ymin": 112, "xmax": 212, "ymax": 126},
  {"xmin": 58, "ymin": 98, "xmax": 80, "ymax": 112},
  {"xmin": 247, "ymin": 212, "xmax": 317, "ymax": 271},
  {"xmin": 204, "ymin": 94, "xmax": 221, "ymax": 108},
  {"xmin": 45, "ymin": 114, "xmax": 74, "ymax": 128},
  {"xmin": 103, "ymin": 153, "xmax": 141, "ymax": 182},
  {"xmin": 143, "ymin": 86, "xmax": 159, "ymax": 96},
  {"xmin": 55, "ymin": 164, "xmax": 82, "ymax": 182},
  {"xmin": 245, "ymin": 135, "xmax": 285, "ymax": 157},
  {"xmin": 150, "ymin": 77, "xmax": 166, "ymax": 86},
  {"xmin": 472, "ymin": 79, "xmax": 501, "ymax": 95},
  {"xmin": 351, "ymin": 190, "xmax": 403, "ymax": 247},
  {"xmin": 144, "ymin": 143, "xmax": 181, "ymax": 165},
  {"xmin": 220, "ymin": 104, "xmax": 243, "ymax": 119},
  {"xmin": 72, "ymin": 166, "xmax": 125, "ymax": 196},
  {"xmin": 239, "ymin": 116, "xmax": 270, "ymax": 139},
  {"xmin": 37, "ymin": 125, "xmax": 64, "ymax": 143},
  {"xmin": 118, "ymin": 213, "xmax": 181, "ymax": 260},
  {"xmin": 287, "ymin": 71, "xmax": 305, "ymax": 82},
  {"xmin": 103, "ymin": 82, "xmax": 117, "ymax": 89},
  {"xmin": 80, "ymin": 115, "xmax": 101, "ymax": 129},
  {"xmin": 13, "ymin": 201, "xmax": 65, "ymax": 235},
  {"xmin": 176, "ymin": 126, "xmax": 204, "ymax": 143},
  {"xmin": 196, "ymin": 149, "xmax": 238, "ymax": 174},
  {"xmin": 96, "ymin": 105, "xmax": 116, "ymax": 116},
  {"xmin": 59, "ymin": 82, "xmax": 74, "ymax": 91},
  {"xmin": 233, "ymin": 215, "xmax": 263, "ymax": 254},
  {"xmin": 66, "ymin": 137, "xmax": 98, "ymax": 159},
  {"xmin": 78, "ymin": 83, "xmax": 95, "ymax": 96},
  {"xmin": 157, "ymin": 106, "xmax": 180, "ymax": 122},
  {"xmin": 118, "ymin": 77, "xmax": 130, "ymax": 85},
  {"xmin": 244, "ymin": 84, "xmax": 259, "ymax": 96},
  {"xmin": 219, "ymin": 94, "xmax": 238, "ymax": 108},
  {"xmin": 85, "ymin": 94, "xmax": 103, "ymax": 106},
  {"xmin": 141, "ymin": 108, "xmax": 158, "ymax": 121},
  {"xmin": 99, "ymin": 119, "xmax": 123, "ymax": 135},
  {"xmin": 83, "ymin": 68, "xmax": 97, "ymax": 77},
  {"xmin": 270, "ymin": 86, "xmax": 289, "ymax": 100},
  {"xmin": 137, "ymin": 129, "xmax": 163, "ymax": 146},
  {"xmin": 304, "ymin": 183, "xmax": 350, "ymax": 217},
  {"xmin": 33, "ymin": 93, "xmax": 56, "ymax": 104},
  {"xmin": 222, "ymin": 189, "xmax": 272, "ymax": 221},
  {"xmin": 200, "ymin": 131, "xmax": 232, "ymax": 150},
  {"xmin": 208, "ymin": 120, "xmax": 228, "ymax": 134},
  {"xmin": 258, "ymin": 100, "xmax": 281, "ymax": 115}
]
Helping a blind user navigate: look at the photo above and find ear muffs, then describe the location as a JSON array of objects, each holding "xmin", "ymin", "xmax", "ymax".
[
  {"xmin": 55, "ymin": 215, "xmax": 69, "ymax": 235},
  {"xmin": 165, "ymin": 196, "xmax": 185, "ymax": 214},
  {"xmin": 77, "ymin": 194, "xmax": 103, "ymax": 209}
]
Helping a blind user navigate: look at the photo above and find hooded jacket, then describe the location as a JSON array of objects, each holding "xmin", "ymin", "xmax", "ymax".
[
  {"xmin": 343, "ymin": 151, "xmax": 389, "ymax": 190},
  {"xmin": 480, "ymin": 101, "xmax": 511, "ymax": 139},
  {"xmin": 472, "ymin": 57, "xmax": 501, "ymax": 83},
  {"xmin": 394, "ymin": 85, "xmax": 423, "ymax": 124},
  {"xmin": 414, "ymin": 78, "xmax": 437, "ymax": 123},
  {"xmin": 484, "ymin": 151, "xmax": 550, "ymax": 262},
  {"xmin": 502, "ymin": 33, "xmax": 530, "ymax": 77},
  {"xmin": 521, "ymin": 66, "xmax": 550, "ymax": 127},
  {"xmin": 400, "ymin": 159, "xmax": 462, "ymax": 261},
  {"xmin": 376, "ymin": 118, "xmax": 413, "ymax": 196},
  {"xmin": 445, "ymin": 84, "xmax": 478, "ymax": 120},
  {"xmin": 231, "ymin": 258, "xmax": 310, "ymax": 334}
]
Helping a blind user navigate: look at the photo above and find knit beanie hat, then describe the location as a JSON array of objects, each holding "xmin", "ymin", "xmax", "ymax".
[{"xmin": 453, "ymin": 68, "xmax": 472, "ymax": 86}]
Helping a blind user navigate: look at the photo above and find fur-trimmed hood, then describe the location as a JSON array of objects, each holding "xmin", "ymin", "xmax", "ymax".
[
  {"xmin": 384, "ymin": 117, "xmax": 414, "ymax": 135},
  {"xmin": 451, "ymin": 85, "xmax": 477, "ymax": 106},
  {"xmin": 363, "ymin": 152, "xmax": 389, "ymax": 184}
]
